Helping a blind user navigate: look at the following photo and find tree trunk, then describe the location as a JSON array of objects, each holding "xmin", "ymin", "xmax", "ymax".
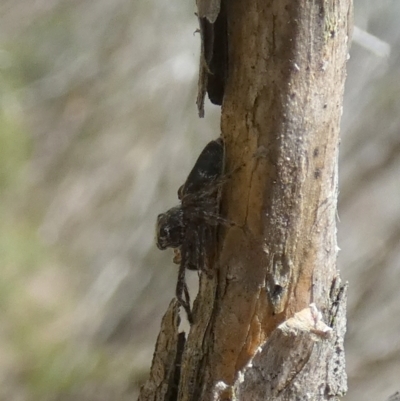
[{"xmin": 139, "ymin": 0, "xmax": 353, "ymax": 400}]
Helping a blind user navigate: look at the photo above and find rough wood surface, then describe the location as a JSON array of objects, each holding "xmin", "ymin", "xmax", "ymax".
[
  {"xmin": 139, "ymin": 0, "xmax": 352, "ymax": 400},
  {"xmin": 224, "ymin": 281, "xmax": 348, "ymax": 400},
  {"xmin": 138, "ymin": 300, "xmax": 184, "ymax": 401}
]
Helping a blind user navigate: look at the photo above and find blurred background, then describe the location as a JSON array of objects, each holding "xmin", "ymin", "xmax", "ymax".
[{"xmin": 0, "ymin": 0, "xmax": 399, "ymax": 400}]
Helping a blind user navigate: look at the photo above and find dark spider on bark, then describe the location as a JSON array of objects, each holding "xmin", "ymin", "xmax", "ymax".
[{"xmin": 156, "ymin": 138, "xmax": 227, "ymax": 323}]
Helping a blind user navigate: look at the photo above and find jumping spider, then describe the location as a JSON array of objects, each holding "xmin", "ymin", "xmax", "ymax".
[{"xmin": 156, "ymin": 138, "xmax": 226, "ymax": 323}]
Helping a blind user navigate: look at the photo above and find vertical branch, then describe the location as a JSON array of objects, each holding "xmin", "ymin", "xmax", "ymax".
[
  {"xmin": 139, "ymin": 0, "xmax": 352, "ymax": 400},
  {"xmin": 181, "ymin": 0, "xmax": 352, "ymax": 399}
]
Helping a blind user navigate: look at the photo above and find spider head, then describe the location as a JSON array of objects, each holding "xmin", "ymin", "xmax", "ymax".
[{"xmin": 155, "ymin": 206, "xmax": 185, "ymax": 250}]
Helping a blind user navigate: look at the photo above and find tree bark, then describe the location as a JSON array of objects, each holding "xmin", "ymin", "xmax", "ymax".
[{"xmin": 139, "ymin": 0, "xmax": 352, "ymax": 400}]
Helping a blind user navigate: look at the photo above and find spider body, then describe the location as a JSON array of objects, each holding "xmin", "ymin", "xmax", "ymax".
[
  {"xmin": 177, "ymin": 137, "xmax": 224, "ymax": 200},
  {"xmin": 156, "ymin": 138, "xmax": 224, "ymax": 322}
]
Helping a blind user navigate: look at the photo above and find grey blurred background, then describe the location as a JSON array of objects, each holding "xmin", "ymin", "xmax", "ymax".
[{"xmin": 0, "ymin": 0, "xmax": 399, "ymax": 400}]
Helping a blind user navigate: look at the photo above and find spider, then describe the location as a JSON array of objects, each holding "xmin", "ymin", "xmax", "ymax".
[{"xmin": 156, "ymin": 138, "xmax": 226, "ymax": 323}]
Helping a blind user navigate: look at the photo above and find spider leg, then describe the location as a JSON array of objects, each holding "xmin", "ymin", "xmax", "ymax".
[
  {"xmin": 199, "ymin": 224, "xmax": 215, "ymax": 277},
  {"xmin": 199, "ymin": 210, "xmax": 236, "ymax": 227},
  {"xmin": 196, "ymin": 225, "xmax": 205, "ymax": 273},
  {"xmin": 198, "ymin": 207, "xmax": 251, "ymax": 237},
  {"xmin": 183, "ymin": 281, "xmax": 191, "ymax": 313},
  {"xmin": 172, "ymin": 247, "xmax": 181, "ymax": 265},
  {"xmin": 181, "ymin": 161, "xmax": 246, "ymax": 205},
  {"xmin": 176, "ymin": 242, "xmax": 193, "ymax": 324}
]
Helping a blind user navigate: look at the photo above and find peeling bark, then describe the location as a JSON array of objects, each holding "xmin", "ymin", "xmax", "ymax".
[
  {"xmin": 197, "ymin": 0, "xmax": 228, "ymax": 116},
  {"xmin": 210, "ymin": 284, "xmax": 347, "ymax": 400},
  {"xmin": 138, "ymin": 300, "xmax": 185, "ymax": 401}
]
